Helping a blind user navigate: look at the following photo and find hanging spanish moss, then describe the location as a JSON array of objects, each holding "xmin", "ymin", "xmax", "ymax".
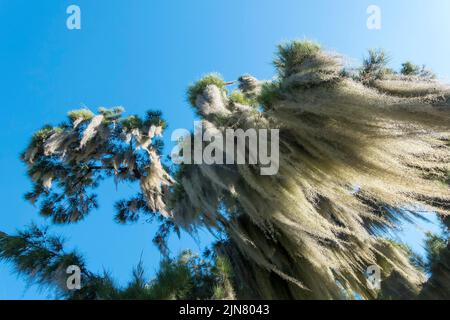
[
  {"xmin": 168, "ymin": 41, "xmax": 450, "ymax": 299},
  {"xmin": 12, "ymin": 41, "xmax": 450, "ymax": 299}
]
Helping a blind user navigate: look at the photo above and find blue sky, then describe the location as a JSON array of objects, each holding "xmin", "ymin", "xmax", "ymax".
[{"xmin": 0, "ymin": 0, "xmax": 449, "ymax": 299}]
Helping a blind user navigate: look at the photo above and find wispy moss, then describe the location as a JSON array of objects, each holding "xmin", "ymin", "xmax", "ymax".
[
  {"xmin": 187, "ymin": 73, "xmax": 226, "ymax": 107},
  {"xmin": 383, "ymin": 239, "xmax": 425, "ymax": 272},
  {"xmin": 274, "ymin": 41, "xmax": 321, "ymax": 78}
]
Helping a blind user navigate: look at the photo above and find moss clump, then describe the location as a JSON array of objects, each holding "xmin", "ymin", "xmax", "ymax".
[
  {"xmin": 67, "ymin": 109, "xmax": 94, "ymax": 122},
  {"xmin": 274, "ymin": 40, "xmax": 321, "ymax": 78},
  {"xmin": 187, "ymin": 73, "xmax": 226, "ymax": 107}
]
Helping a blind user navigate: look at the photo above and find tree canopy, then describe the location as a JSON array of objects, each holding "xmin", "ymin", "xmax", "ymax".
[{"xmin": 1, "ymin": 41, "xmax": 449, "ymax": 299}]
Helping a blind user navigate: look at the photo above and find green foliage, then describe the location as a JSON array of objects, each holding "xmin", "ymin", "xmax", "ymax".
[
  {"xmin": 119, "ymin": 111, "xmax": 167, "ymax": 133},
  {"xmin": 187, "ymin": 73, "xmax": 226, "ymax": 107},
  {"xmin": 144, "ymin": 110, "xmax": 167, "ymax": 129},
  {"xmin": 30, "ymin": 125, "xmax": 61, "ymax": 146},
  {"xmin": 169, "ymin": 164, "xmax": 188, "ymax": 202},
  {"xmin": 21, "ymin": 108, "xmax": 168, "ymax": 226},
  {"xmin": 98, "ymin": 106, "xmax": 125, "ymax": 122},
  {"xmin": 274, "ymin": 40, "xmax": 321, "ymax": 78},
  {"xmin": 214, "ymin": 255, "xmax": 232, "ymax": 277},
  {"xmin": 365, "ymin": 49, "xmax": 389, "ymax": 70},
  {"xmin": 257, "ymin": 81, "xmax": 282, "ymax": 110},
  {"xmin": 0, "ymin": 226, "xmax": 233, "ymax": 300},
  {"xmin": 144, "ymin": 251, "xmax": 215, "ymax": 299},
  {"xmin": 419, "ymin": 228, "xmax": 450, "ymax": 299},
  {"xmin": 400, "ymin": 61, "xmax": 436, "ymax": 79},
  {"xmin": 121, "ymin": 115, "xmax": 143, "ymax": 131},
  {"xmin": 229, "ymin": 90, "xmax": 256, "ymax": 106},
  {"xmin": 424, "ymin": 232, "xmax": 448, "ymax": 272},
  {"xmin": 119, "ymin": 112, "xmax": 167, "ymax": 133},
  {"xmin": 360, "ymin": 49, "xmax": 390, "ymax": 81},
  {"xmin": 0, "ymin": 225, "xmax": 86, "ymax": 297},
  {"xmin": 8, "ymin": 40, "xmax": 450, "ymax": 300},
  {"xmin": 114, "ymin": 250, "xmax": 232, "ymax": 300},
  {"xmin": 400, "ymin": 61, "xmax": 421, "ymax": 76},
  {"xmin": 67, "ymin": 109, "xmax": 95, "ymax": 122}
]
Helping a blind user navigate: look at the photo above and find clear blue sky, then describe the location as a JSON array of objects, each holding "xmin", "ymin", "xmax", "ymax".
[{"xmin": 0, "ymin": 0, "xmax": 449, "ymax": 299}]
